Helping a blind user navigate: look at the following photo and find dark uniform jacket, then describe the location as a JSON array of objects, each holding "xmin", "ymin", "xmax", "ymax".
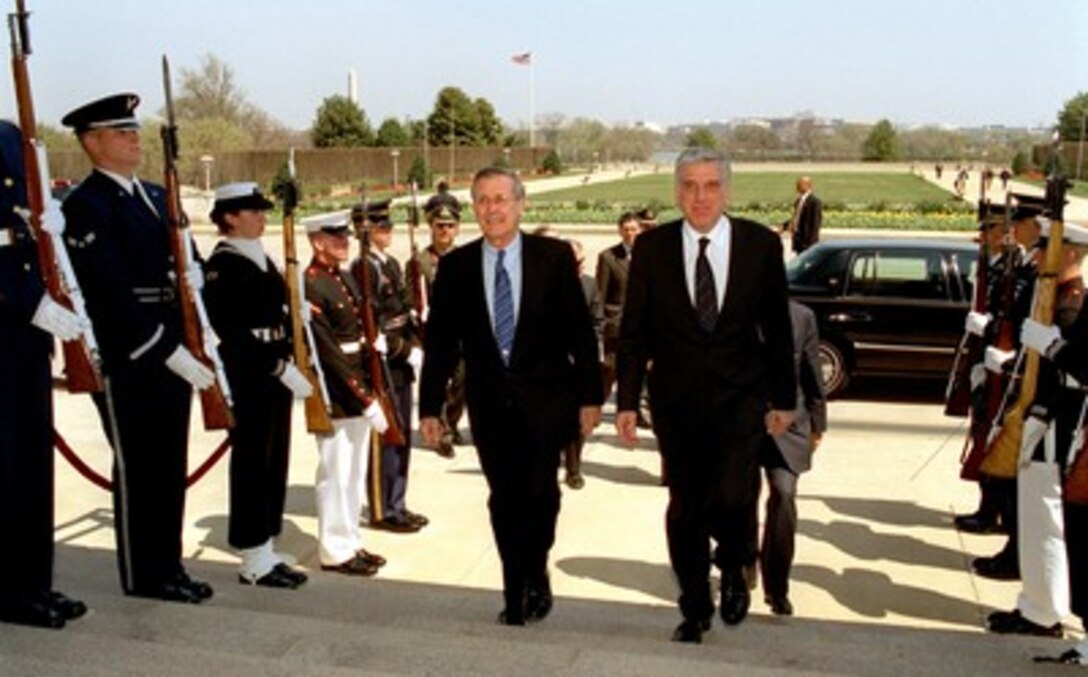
[
  {"xmin": 351, "ymin": 250, "xmax": 421, "ymax": 389},
  {"xmin": 61, "ymin": 169, "xmax": 182, "ymax": 373},
  {"xmin": 305, "ymin": 259, "xmax": 374, "ymax": 419},
  {"xmin": 595, "ymin": 242, "xmax": 630, "ymax": 345}
]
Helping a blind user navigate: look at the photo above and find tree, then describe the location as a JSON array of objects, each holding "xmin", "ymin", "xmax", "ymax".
[
  {"xmin": 375, "ymin": 117, "xmax": 409, "ymax": 147},
  {"xmin": 425, "ymin": 86, "xmax": 503, "ymax": 147},
  {"xmin": 311, "ymin": 95, "xmax": 373, "ymax": 147},
  {"xmin": 474, "ymin": 98, "xmax": 504, "ymax": 146},
  {"xmin": 541, "ymin": 150, "xmax": 564, "ymax": 175},
  {"xmin": 1057, "ymin": 92, "xmax": 1088, "ymax": 141},
  {"xmin": 406, "ymin": 155, "xmax": 432, "ymax": 189},
  {"xmin": 862, "ymin": 119, "xmax": 899, "ymax": 161},
  {"xmin": 685, "ymin": 126, "xmax": 719, "ymax": 149}
]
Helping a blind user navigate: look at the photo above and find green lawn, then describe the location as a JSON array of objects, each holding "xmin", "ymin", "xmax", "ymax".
[{"xmin": 534, "ymin": 172, "xmax": 954, "ymax": 208}]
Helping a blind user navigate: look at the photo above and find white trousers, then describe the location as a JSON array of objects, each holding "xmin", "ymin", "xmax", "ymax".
[
  {"xmin": 1016, "ymin": 458, "xmax": 1070, "ymax": 626},
  {"xmin": 315, "ymin": 416, "xmax": 374, "ymax": 566}
]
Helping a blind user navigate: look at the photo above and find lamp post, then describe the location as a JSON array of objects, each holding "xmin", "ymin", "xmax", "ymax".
[
  {"xmin": 390, "ymin": 149, "xmax": 401, "ymax": 194},
  {"xmin": 503, "ymin": 147, "xmax": 512, "ymax": 171},
  {"xmin": 199, "ymin": 154, "xmax": 214, "ymax": 192}
]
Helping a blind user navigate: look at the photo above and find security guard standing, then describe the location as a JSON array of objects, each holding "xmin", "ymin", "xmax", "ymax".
[
  {"xmin": 202, "ymin": 183, "xmax": 310, "ymax": 589},
  {"xmin": 305, "ymin": 214, "xmax": 389, "ymax": 576},
  {"xmin": 420, "ymin": 187, "xmax": 465, "ymax": 457},
  {"xmin": 61, "ymin": 94, "xmax": 214, "ymax": 603},
  {"xmin": 351, "ymin": 200, "xmax": 427, "ymax": 532},
  {"xmin": 0, "ymin": 120, "xmax": 87, "ymax": 628}
]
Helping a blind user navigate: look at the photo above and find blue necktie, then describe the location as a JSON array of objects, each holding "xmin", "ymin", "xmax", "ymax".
[{"xmin": 494, "ymin": 249, "xmax": 515, "ymax": 364}]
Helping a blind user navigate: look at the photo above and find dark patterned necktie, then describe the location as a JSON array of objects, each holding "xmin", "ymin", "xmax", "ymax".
[
  {"xmin": 494, "ymin": 248, "xmax": 515, "ymax": 364},
  {"xmin": 695, "ymin": 237, "xmax": 717, "ymax": 332}
]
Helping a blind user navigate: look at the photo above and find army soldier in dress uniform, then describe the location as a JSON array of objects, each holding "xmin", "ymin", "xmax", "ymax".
[
  {"xmin": 350, "ymin": 200, "xmax": 427, "ymax": 533},
  {"xmin": 420, "ymin": 186, "xmax": 466, "ymax": 457},
  {"xmin": 202, "ymin": 183, "xmax": 310, "ymax": 589},
  {"xmin": 305, "ymin": 214, "xmax": 389, "ymax": 576},
  {"xmin": 0, "ymin": 120, "xmax": 88, "ymax": 629},
  {"xmin": 61, "ymin": 93, "xmax": 215, "ymax": 603}
]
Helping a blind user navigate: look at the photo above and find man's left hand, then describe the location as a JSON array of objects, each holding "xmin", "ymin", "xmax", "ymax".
[
  {"xmin": 580, "ymin": 406, "xmax": 602, "ymax": 437},
  {"xmin": 765, "ymin": 409, "xmax": 795, "ymax": 436}
]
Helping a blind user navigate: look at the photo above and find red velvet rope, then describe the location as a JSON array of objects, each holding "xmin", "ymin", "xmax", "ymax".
[{"xmin": 53, "ymin": 430, "xmax": 231, "ymax": 491}]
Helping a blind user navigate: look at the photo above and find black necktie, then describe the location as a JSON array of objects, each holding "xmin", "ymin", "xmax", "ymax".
[{"xmin": 695, "ymin": 237, "xmax": 717, "ymax": 332}]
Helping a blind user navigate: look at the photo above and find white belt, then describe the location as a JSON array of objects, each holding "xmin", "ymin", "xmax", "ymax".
[
  {"xmin": 0, "ymin": 227, "xmax": 16, "ymax": 247},
  {"xmin": 339, "ymin": 341, "xmax": 362, "ymax": 354},
  {"xmin": 251, "ymin": 327, "xmax": 286, "ymax": 342},
  {"xmin": 1060, "ymin": 373, "xmax": 1086, "ymax": 390}
]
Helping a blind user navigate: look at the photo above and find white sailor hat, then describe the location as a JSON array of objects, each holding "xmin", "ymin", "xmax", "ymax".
[
  {"xmin": 1039, "ymin": 219, "xmax": 1088, "ymax": 246},
  {"xmin": 210, "ymin": 182, "xmax": 274, "ymax": 218}
]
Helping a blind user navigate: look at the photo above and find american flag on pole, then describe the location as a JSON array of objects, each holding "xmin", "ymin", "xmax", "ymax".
[{"xmin": 510, "ymin": 51, "xmax": 532, "ymax": 65}]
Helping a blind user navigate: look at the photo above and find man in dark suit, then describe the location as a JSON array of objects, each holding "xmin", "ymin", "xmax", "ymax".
[
  {"xmin": 61, "ymin": 93, "xmax": 215, "ymax": 604},
  {"xmin": 419, "ymin": 167, "xmax": 603, "ymax": 626},
  {"xmin": 756, "ymin": 300, "xmax": 827, "ymax": 617},
  {"xmin": 782, "ymin": 176, "xmax": 822, "ymax": 255},
  {"xmin": 596, "ymin": 211, "xmax": 640, "ymax": 399},
  {"xmin": 617, "ymin": 147, "xmax": 796, "ymax": 643}
]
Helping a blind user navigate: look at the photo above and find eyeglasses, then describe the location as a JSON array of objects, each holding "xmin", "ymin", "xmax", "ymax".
[{"xmin": 433, "ymin": 222, "xmax": 458, "ymax": 229}]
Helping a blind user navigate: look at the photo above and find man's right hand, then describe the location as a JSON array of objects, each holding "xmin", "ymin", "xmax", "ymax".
[
  {"xmin": 616, "ymin": 410, "xmax": 639, "ymax": 446},
  {"xmin": 165, "ymin": 345, "xmax": 216, "ymax": 390}
]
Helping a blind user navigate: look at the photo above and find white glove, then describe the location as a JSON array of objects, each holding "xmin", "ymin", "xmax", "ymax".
[
  {"xmin": 964, "ymin": 311, "xmax": 991, "ymax": 337},
  {"xmin": 278, "ymin": 362, "xmax": 313, "ymax": 399},
  {"xmin": 31, "ymin": 295, "xmax": 85, "ymax": 341},
  {"xmin": 1019, "ymin": 416, "xmax": 1048, "ymax": 468},
  {"xmin": 165, "ymin": 345, "xmax": 216, "ymax": 389},
  {"xmin": 1020, "ymin": 319, "xmax": 1062, "ymax": 358},
  {"xmin": 407, "ymin": 347, "xmax": 423, "ymax": 375},
  {"xmin": 421, "ymin": 306, "xmax": 430, "ymax": 323},
  {"xmin": 363, "ymin": 399, "xmax": 389, "ymax": 434},
  {"xmin": 300, "ymin": 300, "xmax": 313, "ymax": 323},
  {"xmin": 373, "ymin": 333, "xmax": 388, "ymax": 355},
  {"xmin": 40, "ymin": 199, "xmax": 66, "ymax": 236},
  {"xmin": 984, "ymin": 346, "xmax": 1015, "ymax": 374},
  {"xmin": 185, "ymin": 265, "xmax": 204, "ymax": 293},
  {"xmin": 969, "ymin": 363, "xmax": 986, "ymax": 391}
]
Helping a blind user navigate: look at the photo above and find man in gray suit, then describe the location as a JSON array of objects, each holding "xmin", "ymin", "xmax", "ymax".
[{"xmin": 757, "ymin": 300, "xmax": 827, "ymax": 616}]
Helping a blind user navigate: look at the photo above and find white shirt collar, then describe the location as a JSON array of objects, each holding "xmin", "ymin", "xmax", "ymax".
[{"xmin": 223, "ymin": 237, "xmax": 270, "ymax": 272}]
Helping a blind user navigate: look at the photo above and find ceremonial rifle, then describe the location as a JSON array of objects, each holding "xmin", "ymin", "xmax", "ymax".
[
  {"xmin": 405, "ymin": 181, "xmax": 427, "ymax": 332},
  {"xmin": 281, "ymin": 149, "xmax": 333, "ymax": 434},
  {"xmin": 1067, "ymin": 397, "xmax": 1088, "ymax": 505},
  {"xmin": 982, "ymin": 141, "xmax": 1070, "ymax": 478},
  {"xmin": 352, "ymin": 190, "xmax": 406, "ymax": 446},
  {"xmin": 944, "ymin": 194, "xmax": 992, "ymax": 417},
  {"xmin": 9, "ymin": 0, "xmax": 102, "ymax": 392},
  {"xmin": 161, "ymin": 55, "xmax": 234, "ymax": 430}
]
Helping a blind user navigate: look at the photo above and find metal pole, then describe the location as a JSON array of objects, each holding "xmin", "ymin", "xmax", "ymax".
[{"xmin": 1077, "ymin": 112, "xmax": 1086, "ymax": 182}]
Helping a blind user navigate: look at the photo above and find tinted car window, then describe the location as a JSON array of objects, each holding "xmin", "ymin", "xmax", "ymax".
[
  {"xmin": 845, "ymin": 251, "xmax": 949, "ymax": 300},
  {"xmin": 787, "ymin": 247, "xmax": 850, "ymax": 293}
]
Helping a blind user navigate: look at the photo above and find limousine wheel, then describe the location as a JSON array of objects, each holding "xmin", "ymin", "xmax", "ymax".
[{"xmin": 818, "ymin": 338, "xmax": 850, "ymax": 397}]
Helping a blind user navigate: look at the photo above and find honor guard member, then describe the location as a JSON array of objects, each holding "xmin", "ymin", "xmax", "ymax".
[
  {"xmin": 420, "ymin": 187, "xmax": 466, "ymax": 457},
  {"xmin": 0, "ymin": 120, "xmax": 88, "ymax": 629},
  {"xmin": 988, "ymin": 219, "xmax": 1086, "ymax": 638},
  {"xmin": 202, "ymin": 183, "xmax": 310, "ymax": 589},
  {"xmin": 305, "ymin": 213, "xmax": 389, "ymax": 576},
  {"xmin": 974, "ymin": 195, "xmax": 1047, "ymax": 581},
  {"xmin": 60, "ymin": 94, "xmax": 215, "ymax": 603},
  {"xmin": 351, "ymin": 200, "xmax": 427, "ymax": 533}
]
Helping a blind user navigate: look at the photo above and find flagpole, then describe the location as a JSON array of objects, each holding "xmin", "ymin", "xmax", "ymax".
[{"xmin": 529, "ymin": 56, "xmax": 535, "ymax": 149}]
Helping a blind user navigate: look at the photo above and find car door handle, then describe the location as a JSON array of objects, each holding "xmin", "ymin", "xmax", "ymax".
[{"xmin": 828, "ymin": 311, "xmax": 872, "ymax": 323}]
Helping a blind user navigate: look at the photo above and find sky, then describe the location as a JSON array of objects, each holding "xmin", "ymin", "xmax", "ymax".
[{"xmin": 3, "ymin": 0, "xmax": 1085, "ymax": 134}]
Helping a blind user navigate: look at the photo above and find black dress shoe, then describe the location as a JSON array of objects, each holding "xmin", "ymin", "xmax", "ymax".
[
  {"xmin": 766, "ymin": 595, "xmax": 793, "ymax": 616},
  {"xmin": 565, "ymin": 473, "xmax": 585, "ymax": 490},
  {"xmin": 525, "ymin": 587, "xmax": 553, "ymax": 623},
  {"xmin": 321, "ymin": 554, "xmax": 379, "ymax": 577},
  {"xmin": 0, "ymin": 592, "xmax": 66, "ymax": 629},
  {"xmin": 972, "ymin": 555, "xmax": 1020, "ymax": 581},
  {"xmin": 240, "ymin": 567, "xmax": 299, "ymax": 589},
  {"xmin": 1034, "ymin": 649, "xmax": 1086, "ymax": 664},
  {"xmin": 436, "ymin": 440, "xmax": 456, "ymax": 458},
  {"xmin": 497, "ymin": 608, "xmax": 526, "ymax": 626},
  {"xmin": 719, "ymin": 573, "xmax": 750, "ymax": 626},
  {"xmin": 128, "ymin": 581, "xmax": 204, "ymax": 604},
  {"xmin": 954, "ymin": 514, "xmax": 1002, "ymax": 535},
  {"xmin": 987, "ymin": 609, "xmax": 1063, "ymax": 637},
  {"xmin": 356, "ymin": 548, "xmax": 387, "ymax": 568},
  {"xmin": 451, "ymin": 430, "xmax": 465, "ymax": 445},
  {"xmin": 175, "ymin": 572, "xmax": 214, "ymax": 601},
  {"xmin": 371, "ymin": 514, "xmax": 422, "ymax": 533},
  {"xmin": 404, "ymin": 510, "xmax": 430, "ymax": 528},
  {"xmin": 272, "ymin": 563, "xmax": 308, "ymax": 587},
  {"xmin": 47, "ymin": 591, "xmax": 87, "ymax": 621},
  {"xmin": 671, "ymin": 618, "xmax": 711, "ymax": 643}
]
